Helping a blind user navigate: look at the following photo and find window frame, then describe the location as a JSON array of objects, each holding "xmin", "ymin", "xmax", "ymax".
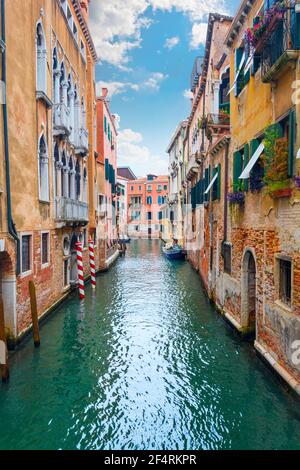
[
  {"xmin": 21, "ymin": 232, "xmax": 33, "ymax": 277},
  {"xmin": 41, "ymin": 231, "xmax": 50, "ymax": 269},
  {"xmin": 275, "ymin": 254, "xmax": 293, "ymax": 309}
]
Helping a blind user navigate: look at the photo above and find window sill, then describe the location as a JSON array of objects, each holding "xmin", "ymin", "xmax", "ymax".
[
  {"xmin": 39, "ymin": 199, "xmax": 50, "ymax": 205},
  {"xmin": 41, "ymin": 263, "xmax": 50, "ymax": 270},
  {"xmin": 274, "ymin": 300, "xmax": 292, "ymax": 315},
  {"xmin": 20, "ymin": 270, "xmax": 32, "ymax": 279}
]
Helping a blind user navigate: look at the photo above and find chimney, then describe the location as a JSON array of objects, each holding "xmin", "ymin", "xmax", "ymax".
[{"xmin": 102, "ymin": 88, "xmax": 108, "ymax": 98}]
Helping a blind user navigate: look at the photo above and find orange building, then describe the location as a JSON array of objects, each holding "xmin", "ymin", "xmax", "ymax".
[{"xmin": 127, "ymin": 175, "xmax": 168, "ymax": 239}]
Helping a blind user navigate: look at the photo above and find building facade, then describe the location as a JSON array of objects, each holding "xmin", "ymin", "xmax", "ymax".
[
  {"xmin": 127, "ymin": 175, "xmax": 168, "ymax": 239},
  {"xmin": 0, "ymin": 0, "xmax": 98, "ymax": 345},
  {"xmin": 96, "ymin": 88, "xmax": 119, "ymax": 269},
  {"xmin": 166, "ymin": 121, "xmax": 187, "ymax": 245},
  {"xmin": 167, "ymin": 1, "xmax": 300, "ymax": 395}
]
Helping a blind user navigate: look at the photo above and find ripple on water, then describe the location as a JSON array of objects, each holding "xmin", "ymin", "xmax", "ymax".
[{"xmin": 0, "ymin": 240, "xmax": 300, "ymax": 450}]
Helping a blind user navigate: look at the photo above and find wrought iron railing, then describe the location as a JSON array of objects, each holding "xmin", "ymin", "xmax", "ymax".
[{"xmin": 261, "ymin": 13, "xmax": 300, "ymax": 79}]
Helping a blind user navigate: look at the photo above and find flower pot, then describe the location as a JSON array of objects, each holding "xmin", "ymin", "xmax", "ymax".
[
  {"xmin": 269, "ymin": 187, "xmax": 292, "ymax": 199},
  {"xmin": 254, "ymin": 11, "xmax": 285, "ymax": 54}
]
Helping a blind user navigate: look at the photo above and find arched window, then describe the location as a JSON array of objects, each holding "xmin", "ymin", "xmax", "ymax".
[
  {"xmin": 75, "ymin": 160, "xmax": 81, "ymax": 200},
  {"xmin": 81, "ymin": 96, "xmax": 86, "ymax": 129},
  {"xmin": 83, "ymin": 166, "xmax": 87, "ymax": 203},
  {"xmin": 38, "ymin": 134, "xmax": 49, "ymax": 202},
  {"xmin": 36, "ymin": 21, "xmax": 47, "ymax": 94},
  {"xmin": 68, "ymin": 74, "xmax": 75, "ymax": 139},
  {"xmin": 68, "ymin": 158, "xmax": 73, "ymax": 198},
  {"xmin": 54, "ymin": 143, "xmax": 60, "ymax": 197},
  {"xmin": 61, "ymin": 151, "xmax": 67, "ymax": 197},
  {"xmin": 60, "ymin": 62, "xmax": 65, "ymax": 104}
]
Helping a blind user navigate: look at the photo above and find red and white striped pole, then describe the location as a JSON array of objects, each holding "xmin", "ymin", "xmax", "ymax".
[
  {"xmin": 75, "ymin": 242, "xmax": 85, "ymax": 300},
  {"xmin": 88, "ymin": 239, "xmax": 96, "ymax": 289}
]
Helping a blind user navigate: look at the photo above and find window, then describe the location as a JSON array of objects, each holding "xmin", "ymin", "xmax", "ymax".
[
  {"xmin": 157, "ymin": 185, "xmax": 162, "ymax": 192},
  {"xmin": 234, "ymin": 46, "xmax": 250, "ymax": 97},
  {"xmin": 80, "ymin": 39, "xmax": 86, "ymax": 61},
  {"xmin": 164, "ymin": 185, "xmax": 168, "ymax": 191},
  {"xmin": 278, "ymin": 258, "xmax": 292, "ymax": 307},
  {"xmin": 36, "ymin": 21, "xmax": 47, "ymax": 94},
  {"xmin": 21, "ymin": 235, "xmax": 32, "ymax": 275},
  {"xmin": 104, "ymin": 116, "xmax": 107, "ymax": 134},
  {"xmin": 38, "ymin": 134, "xmax": 49, "ymax": 202},
  {"xmin": 212, "ymin": 164, "xmax": 221, "ymax": 201},
  {"xmin": 147, "ymin": 185, "xmax": 152, "ymax": 192},
  {"xmin": 222, "ymin": 242, "xmax": 232, "ymax": 275},
  {"xmin": 73, "ymin": 22, "xmax": 78, "ymax": 43},
  {"xmin": 147, "ymin": 196, "xmax": 152, "ymax": 205},
  {"xmin": 41, "ymin": 232, "xmax": 50, "ymax": 266},
  {"xmin": 139, "ymin": 186, "xmax": 142, "ymax": 191},
  {"xmin": 83, "ymin": 229, "xmax": 87, "ymax": 248},
  {"xmin": 135, "ymin": 226, "xmax": 139, "ymax": 232},
  {"xmin": 158, "ymin": 211, "xmax": 163, "ymax": 220},
  {"xmin": 67, "ymin": 6, "xmax": 73, "ymax": 29},
  {"xmin": 147, "ymin": 212, "xmax": 152, "ymax": 221},
  {"xmin": 131, "ymin": 186, "xmax": 134, "ymax": 191},
  {"xmin": 158, "ymin": 196, "xmax": 162, "ymax": 205},
  {"xmin": 63, "ymin": 258, "xmax": 70, "ymax": 287}
]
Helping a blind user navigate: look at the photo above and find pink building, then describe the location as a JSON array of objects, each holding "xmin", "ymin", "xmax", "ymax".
[
  {"xmin": 96, "ymin": 88, "xmax": 118, "ymax": 265},
  {"xmin": 127, "ymin": 175, "xmax": 169, "ymax": 239}
]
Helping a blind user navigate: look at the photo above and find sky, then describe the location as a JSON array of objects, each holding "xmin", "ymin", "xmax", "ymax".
[{"xmin": 89, "ymin": 0, "xmax": 240, "ymax": 177}]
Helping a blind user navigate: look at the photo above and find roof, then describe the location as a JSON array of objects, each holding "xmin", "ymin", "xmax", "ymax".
[
  {"xmin": 117, "ymin": 167, "xmax": 137, "ymax": 180},
  {"xmin": 128, "ymin": 175, "xmax": 169, "ymax": 184},
  {"xmin": 224, "ymin": 0, "xmax": 256, "ymax": 47},
  {"xmin": 71, "ymin": 0, "xmax": 98, "ymax": 63}
]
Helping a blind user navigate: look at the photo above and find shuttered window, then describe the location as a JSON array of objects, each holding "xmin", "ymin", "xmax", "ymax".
[
  {"xmin": 243, "ymin": 144, "xmax": 249, "ymax": 192},
  {"xmin": 105, "ymin": 159, "xmax": 109, "ymax": 180},
  {"xmin": 233, "ymin": 151, "xmax": 243, "ymax": 192},
  {"xmin": 288, "ymin": 109, "xmax": 296, "ymax": 178}
]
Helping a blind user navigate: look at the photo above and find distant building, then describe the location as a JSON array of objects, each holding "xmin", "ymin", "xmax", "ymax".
[
  {"xmin": 117, "ymin": 167, "xmax": 137, "ymax": 181},
  {"xmin": 127, "ymin": 175, "xmax": 169, "ymax": 239}
]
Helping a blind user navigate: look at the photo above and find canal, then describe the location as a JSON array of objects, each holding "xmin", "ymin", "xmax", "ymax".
[{"xmin": 0, "ymin": 239, "xmax": 300, "ymax": 450}]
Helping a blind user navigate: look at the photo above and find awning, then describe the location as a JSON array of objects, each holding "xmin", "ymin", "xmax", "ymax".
[
  {"xmin": 227, "ymin": 52, "xmax": 246, "ymax": 96},
  {"xmin": 204, "ymin": 172, "xmax": 218, "ymax": 194},
  {"xmin": 239, "ymin": 142, "xmax": 265, "ymax": 179}
]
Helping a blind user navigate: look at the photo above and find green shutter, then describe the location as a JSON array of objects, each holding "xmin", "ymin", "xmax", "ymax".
[
  {"xmin": 288, "ymin": 109, "xmax": 296, "ymax": 178},
  {"xmin": 217, "ymin": 163, "xmax": 221, "ymax": 200},
  {"xmin": 105, "ymin": 159, "xmax": 109, "ymax": 180},
  {"xmin": 244, "ymin": 144, "xmax": 249, "ymax": 192},
  {"xmin": 233, "ymin": 151, "xmax": 243, "ymax": 192},
  {"xmin": 235, "ymin": 48, "xmax": 244, "ymax": 97}
]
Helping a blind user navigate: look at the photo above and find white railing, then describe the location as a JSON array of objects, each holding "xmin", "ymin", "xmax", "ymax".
[
  {"xmin": 55, "ymin": 197, "xmax": 88, "ymax": 222},
  {"xmin": 53, "ymin": 103, "xmax": 71, "ymax": 132},
  {"xmin": 74, "ymin": 127, "xmax": 89, "ymax": 152}
]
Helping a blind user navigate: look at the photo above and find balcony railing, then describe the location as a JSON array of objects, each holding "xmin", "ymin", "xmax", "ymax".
[
  {"xmin": 55, "ymin": 197, "xmax": 88, "ymax": 223},
  {"xmin": 261, "ymin": 13, "xmax": 300, "ymax": 83},
  {"xmin": 206, "ymin": 113, "xmax": 230, "ymax": 127},
  {"xmin": 53, "ymin": 103, "xmax": 70, "ymax": 135},
  {"xmin": 186, "ymin": 152, "xmax": 201, "ymax": 181}
]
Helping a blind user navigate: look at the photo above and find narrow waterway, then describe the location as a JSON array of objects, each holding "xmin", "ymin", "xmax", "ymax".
[{"xmin": 0, "ymin": 240, "xmax": 300, "ymax": 450}]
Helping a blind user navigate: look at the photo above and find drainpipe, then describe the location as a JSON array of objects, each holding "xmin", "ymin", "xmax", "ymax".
[
  {"xmin": 223, "ymin": 139, "xmax": 229, "ymax": 244},
  {"xmin": 1, "ymin": 0, "xmax": 20, "ymax": 275}
]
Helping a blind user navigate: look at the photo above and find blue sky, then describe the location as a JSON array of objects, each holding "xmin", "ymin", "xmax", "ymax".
[{"xmin": 89, "ymin": 0, "xmax": 240, "ymax": 177}]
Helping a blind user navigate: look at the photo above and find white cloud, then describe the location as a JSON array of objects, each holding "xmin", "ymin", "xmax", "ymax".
[
  {"xmin": 96, "ymin": 81, "xmax": 139, "ymax": 98},
  {"xmin": 190, "ymin": 22, "xmax": 208, "ymax": 49},
  {"xmin": 89, "ymin": 0, "xmax": 228, "ymax": 67},
  {"xmin": 144, "ymin": 72, "xmax": 168, "ymax": 91},
  {"xmin": 164, "ymin": 36, "xmax": 180, "ymax": 49},
  {"xmin": 183, "ymin": 89, "xmax": 193, "ymax": 100},
  {"xmin": 118, "ymin": 128, "xmax": 168, "ymax": 175},
  {"xmin": 96, "ymin": 72, "xmax": 168, "ymax": 99}
]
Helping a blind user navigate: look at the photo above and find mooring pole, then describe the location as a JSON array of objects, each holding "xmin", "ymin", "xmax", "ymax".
[
  {"xmin": 0, "ymin": 297, "xmax": 9, "ymax": 383},
  {"xmin": 29, "ymin": 281, "xmax": 40, "ymax": 348}
]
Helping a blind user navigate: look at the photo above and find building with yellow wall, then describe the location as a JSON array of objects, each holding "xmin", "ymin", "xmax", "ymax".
[{"xmin": 0, "ymin": 0, "xmax": 98, "ymax": 345}]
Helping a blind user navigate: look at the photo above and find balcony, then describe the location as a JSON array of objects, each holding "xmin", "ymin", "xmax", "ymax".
[
  {"xmin": 53, "ymin": 103, "xmax": 70, "ymax": 136},
  {"xmin": 55, "ymin": 197, "xmax": 88, "ymax": 225},
  {"xmin": 74, "ymin": 128, "xmax": 89, "ymax": 155},
  {"xmin": 186, "ymin": 152, "xmax": 201, "ymax": 181},
  {"xmin": 261, "ymin": 13, "xmax": 300, "ymax": 83}
]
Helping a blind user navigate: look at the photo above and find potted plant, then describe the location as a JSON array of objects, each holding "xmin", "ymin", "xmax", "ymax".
[
  {"xmin": 262, "ymin": 126, "xmax": 291, "ymax": 199},
  {"xmin": 228, "ymin": 191, "xmax": 245, "ymax": 206}
]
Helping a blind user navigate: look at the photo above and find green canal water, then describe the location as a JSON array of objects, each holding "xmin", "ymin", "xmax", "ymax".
[{"xmin": 0, "ymin": 239, "xmax": 300, "ymax": 450}]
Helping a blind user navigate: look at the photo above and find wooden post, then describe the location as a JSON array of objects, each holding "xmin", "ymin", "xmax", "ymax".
[
  {"xmin": 29, "ymin": 281, "xmax": 40, "ymax": 348},
  {"xmin": 0, "ymin": 297, "xmax": 9, "ymax": 383}
]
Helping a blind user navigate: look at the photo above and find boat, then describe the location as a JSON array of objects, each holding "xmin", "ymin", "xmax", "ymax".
[{"xmin": 162, "ymin": 245, "xmax": 186, "ymax": 261}]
